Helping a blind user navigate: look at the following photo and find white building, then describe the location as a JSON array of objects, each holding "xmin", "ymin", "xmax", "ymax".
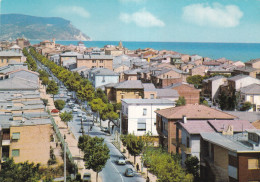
[
  {"xmin": 240, "ymin": 83, "xmax": 260, "ymax": 112},
  {"xmin": 121, "ymin": 99, "xmax": 175, "ymax": 136},
  {"xmin": 89, "ymin": 68, "xmax": 119, "ymax": 88},
  {"xmin": 228, "ymin": 75, "xmax": 260, "ymax": 91}
]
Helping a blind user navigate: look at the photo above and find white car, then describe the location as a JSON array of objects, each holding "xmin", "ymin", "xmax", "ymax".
[
  {"xmin": 77, "ymin": 112, "xmax": 82, "ymax": 117},
  {"xmin": 116, "ymin": 157, "xmax": 126, "ymax": 165},
  {"xmin": 72, "ymin": 107, "xmax": 78, "ymax": 112}
]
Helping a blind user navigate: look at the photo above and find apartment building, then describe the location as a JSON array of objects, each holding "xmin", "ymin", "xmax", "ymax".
[{"xmin": 121, "ymin": 99, "xmax": 175, "ymax": 136}]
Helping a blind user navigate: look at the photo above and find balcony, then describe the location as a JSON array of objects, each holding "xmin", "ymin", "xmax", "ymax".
[
  {"xmin": 180, "ymin": 144, "xmax": 191, "ymax": 154},
  {"xmin": 2, "ymin": 140, "xmax": 10, "ymax": 146}
]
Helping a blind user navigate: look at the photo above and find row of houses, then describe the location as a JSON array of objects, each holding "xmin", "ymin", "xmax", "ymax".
[
  {"xmin": 120, "ymin": 100, "xmax": 260, "ymax": 181},
  {"xmin": 0, "ymin": 61, "xmax": 52, "ymax": 166}
]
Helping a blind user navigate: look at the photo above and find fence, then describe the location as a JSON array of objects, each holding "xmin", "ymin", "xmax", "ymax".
[{"xmin": 49, "ymin": 114, "xmax": 74, "ymax": 163}]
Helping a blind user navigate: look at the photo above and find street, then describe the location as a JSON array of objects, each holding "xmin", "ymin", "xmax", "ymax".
[{"xmin": 34, "ymin": 56, "xmax": 145, "ymax": 182}]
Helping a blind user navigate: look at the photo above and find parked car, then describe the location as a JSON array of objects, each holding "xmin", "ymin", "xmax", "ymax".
[
  {"xmin": 82, "ymin": 116, "xmax": 87, "ymax": 122},
  {"xmin": 77, "ymin": 112, "xmax": 82, "ymax": 117},
  {"xmin": 82, "ymin": 172, "xmax": 91, "ymax": 182},
  {"xmin": 72, "ymin": 107, "xmax": 78, "ymax": 112},
  {"xmin": 124, "ymin": 168, "xmax": 134, "ymax": 177},
  {"xmin": 116, "ymin": 157, "xmax": 126, "ymax": 165}
]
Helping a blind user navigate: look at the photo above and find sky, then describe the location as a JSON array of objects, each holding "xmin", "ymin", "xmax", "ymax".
[{"xmin": 0, "ymin": 0, "xmax": 260, "ymax": 43}]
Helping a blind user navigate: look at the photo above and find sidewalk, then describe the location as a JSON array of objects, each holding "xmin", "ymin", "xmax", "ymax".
[{"xmin": 40, "ymin": 84, "xmax": 101, "ymax": 182}]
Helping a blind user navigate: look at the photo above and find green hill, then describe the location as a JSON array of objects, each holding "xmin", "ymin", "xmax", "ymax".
[{"xmin": 0, "ymin": 14, "xmax": 90, "ymax": 41}]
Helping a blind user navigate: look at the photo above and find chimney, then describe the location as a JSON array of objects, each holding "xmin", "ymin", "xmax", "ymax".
[
  {"xmin": 183, "ymin": 115, "xmax": 187, "ymax": 123},
  {"xmin": 222, "ymin": 125, "xmax": 233, "ymax": 135}
]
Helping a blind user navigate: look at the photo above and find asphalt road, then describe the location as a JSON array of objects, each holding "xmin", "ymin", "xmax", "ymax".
[
  {"xmin": 34, "ymin": 56, "xmax": 145, "ymax": 182},
  {"xmin": 66, "ymin": 105, "xmax": 145, "ymax": 182}
]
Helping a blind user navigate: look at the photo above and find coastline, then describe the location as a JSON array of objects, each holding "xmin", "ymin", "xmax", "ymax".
[{"xmin": 30, "ymin": 40, "xmax": 260, "ymax": 62}]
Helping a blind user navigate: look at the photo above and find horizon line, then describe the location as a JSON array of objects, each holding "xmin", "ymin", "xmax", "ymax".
[{"xmin": 28, "ymin": 39, "xmax": 260, "ymax": 44}]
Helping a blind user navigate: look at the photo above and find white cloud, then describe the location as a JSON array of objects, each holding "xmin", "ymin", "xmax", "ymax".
[
  {"xmin": 119, "ymin": 9, "xmax": 165, "ymax": 28},
  {"xmin": 56, "ymin": 6, "xmax": 90, "ymax": 18},
  {"xmin": 182, "ymin": 3, "xmax": 243, "ymax": 28}
]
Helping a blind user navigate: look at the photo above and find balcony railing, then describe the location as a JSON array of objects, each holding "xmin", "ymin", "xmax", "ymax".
[
  {"xmin": 180, "ymin": 144, "xmax": 192, "ymax": 154},
  {"xmin": 2, "ymin": 140, "xmax": 10, "ymax": 146}
]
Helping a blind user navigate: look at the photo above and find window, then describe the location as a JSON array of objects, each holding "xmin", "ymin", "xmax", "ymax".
[
  {"xmin": 102, "ymin": 76, "xmax": 105, "ymax": 82},
  {"xmin": 100, "ymin": 60, "xmax": 104, "ymax": 63},
  {"xmin": 92, "ymin": 60, "xmax": 96, "ymax": 63},
  {"xmin": 12, "ymin": 149, "xmax": 20, "ymax": 157},
  {"xmin": 150, "ymin": 94, "xmax": 154, "ymax": 99},
  {"xmin": 92, "ymin": 66, "xmax": 96, "ymax": 68},
  {"xmin": 163, "ymin": 121, "xmax": 168, "ymax": 132},
  {"xmin": 99, "ymin": 66, "xmax": 104, "ymax": 68},
  {"xmin": 186, "ymin": 137, "xmax": 190, "ymax": 148},
  {"xmin": 12, "ymin": 132, "xmax": 20, "ymax": 140},
  {"xmin": 248, "ymin": 133, "xmax": 259, "ymax": 143},
  {"xmin": 248, "ymin": 159, "xmax": 260, "ymax": 169},
  {"xmin": 7, "ymin": 59, "xmax": 9, "ymax": 63},
  {"xmin": 121, "ymin": 95, "xmax": 124, "ymax": 99},
  {"xmin": 229, "ymin": 155, "xmax": 238, "ymax": 167},
  {"xmin": 137, "ymin": 123, "xmax": 146, "ymax": 131},
  {"xmin": 143, "ymin": 108, "xmax": 147, "ymax": 116},
  {"xmin": 1, "ymin": 59, "xmax": 3, "ymax": 63}
]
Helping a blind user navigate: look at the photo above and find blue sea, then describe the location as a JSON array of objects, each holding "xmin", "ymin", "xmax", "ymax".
[{"xmin": 30, "ymin": 40, "xmax": 260, "ymax": 62}]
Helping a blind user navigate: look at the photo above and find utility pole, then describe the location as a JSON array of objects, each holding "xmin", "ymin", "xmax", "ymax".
[
  {"xmin": 64, "ymin": 135, "xmax": 66, "ymax": 182},
  {"xmin": 119, "ymin": 111, "xmax": 122, "ymax": 151}
]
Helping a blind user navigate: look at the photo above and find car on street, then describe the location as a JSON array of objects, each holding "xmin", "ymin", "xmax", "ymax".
[
  {"xmin": 77, "ymin": 112, "xmax": 82, "ymax": 117},
  {"xmin": 124, "ymin": 168, "xmax": 134, "ymax": 177},
  {"xmin": 116, "ymin": 156, "xmax": 126, "ymax": 165},
  {"xmin": 72, "ymin": 107, "xmax": 78, "ymax": 112},
  {"xmin": 82, "ymin": 115, "xmax": 87, "ymax": 122},
  {"xmin": 82, "ymin": 172, "xmax": 91, "ymax": 182}
]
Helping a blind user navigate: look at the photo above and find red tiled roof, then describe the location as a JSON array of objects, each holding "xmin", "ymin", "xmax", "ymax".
[
  {"xmin": 208, "ymin": 120, "xmax": 255, "ymax": 132},
  {"xmin": 179, "ymin": 120, "xmax": 216, "ymax": 134},
  {"xmin": 155, "ymin": 104, "xmax": 236, "ymax": 119}
]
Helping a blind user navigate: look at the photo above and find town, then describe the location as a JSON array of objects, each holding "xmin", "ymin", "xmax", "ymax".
[{"xmin": 0, "ymin": 38, "xmax": 260, "ymax": 182}]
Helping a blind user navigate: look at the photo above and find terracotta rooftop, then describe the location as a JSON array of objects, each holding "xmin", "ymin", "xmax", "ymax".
[
  {"xmin": 179, "ymin": 120, "xmax": 216, "ymax": 134},
  {"xmin": 208, "ymin": 120, "xmax": 255, "ymax": 132},
  {"xmin": 155, "ymin": 104, "xmax": 236, "ymax": 119}
]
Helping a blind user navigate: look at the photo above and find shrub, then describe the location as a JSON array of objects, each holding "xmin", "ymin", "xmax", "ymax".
[{"xmin": 54, "ymin": 100, "xmax": 66, "ymax": 110}]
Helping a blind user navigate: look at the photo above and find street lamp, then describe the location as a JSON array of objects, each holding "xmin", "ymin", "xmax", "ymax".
[{"xmin": 64, "ymin": 134, "xmax": 66, "ymax": 182}]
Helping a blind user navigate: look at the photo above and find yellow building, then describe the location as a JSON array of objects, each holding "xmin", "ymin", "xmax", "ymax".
[
  {"xmin": 1, "ymin": 119, "xmax": 51, "ymax": 165},
  {"xmin": 0, "ymin": 51, "xmax": 24, "ymax": 67},
  {"xmin": 105, "ymin": 80, "xmax": 144, "ymax": 103}
]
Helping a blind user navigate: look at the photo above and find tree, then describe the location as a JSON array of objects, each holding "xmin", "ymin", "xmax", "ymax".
[
  {"xmin": 0, "ymin": 158, "xmax": 41, "ymax": 182},
  {"xmin": 176, "ymin": 96, "xmax": 186, "ymax": 106},
  {"xmin": 90, "ymin": 98, "xmax": 107, "ymax": 124},
  {"xmin": 186, "ymin": 75, "xmax": 204, "ymax": 88},
  {"xmin": 185, "ymin": 156, "xmax": 199, "ymax": 182},
  {"xmin": 142, "ymin": 147, "xmax": 193, "ymax": 182},
  {"xmin": 78, "ymin": 135, "xmax": 110, "ymax": 182},
  {"xmin": 60, "ymin": 111, "xmax": 73, "ymax": 127},
  {"xmin": 77, "ymin": 85, "xmax": 94, "ymax": 102},
  {"xmin": 54, "ymin": 100, "xmax": 66, "ymax": 111},
  {"xmin": 94, "ymin": 88, "xmax": 108, "ymax": 103},
  {"xmin": 41, "ymin": 77, "xmax": 50, "ymax": 87},
  {"xmin": 124, "ymin": 134, "xmax": 144, "ymax": 164},
  {"xmin": 100, "ymin": 103, "xmax": 119, "ymax": 121},
  {"xmin": 240, "ymin": 101, "xmax": 252, "ymax": 111},
  {"xmin": 46, "ymin": 80, "xmax": 59, "ymax": 101}
]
